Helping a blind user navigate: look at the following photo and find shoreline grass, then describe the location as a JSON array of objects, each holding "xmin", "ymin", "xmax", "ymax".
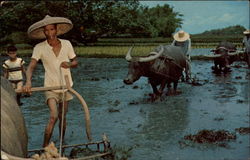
[
  {"xmin": 0, "ymin": 46, "xmax": 221, "ymax": 60},
  {"xmin": 0, "ymin": 42, "xmax": 243, "ymax": 60}
]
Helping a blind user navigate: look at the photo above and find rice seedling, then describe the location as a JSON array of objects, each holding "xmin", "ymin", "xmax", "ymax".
[
  {"xmin": 74, "ymin": 46, "xmax": 158, "ymax": 58},
  {"xmin": 0, "ymin": 37, "xmax": 243, "ymax": 58}
]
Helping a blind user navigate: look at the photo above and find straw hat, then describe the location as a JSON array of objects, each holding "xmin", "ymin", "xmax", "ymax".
[
  {"xmin": 27, "ymin": 15, "xmax": 73, "ymax": 39},
  {"xmin": 173, "ymin": 30, "xmax": 190, "ymax": 42},
  {"xmin": 243, "ymin": 29, "xmax": 250, "ymax": 34}
]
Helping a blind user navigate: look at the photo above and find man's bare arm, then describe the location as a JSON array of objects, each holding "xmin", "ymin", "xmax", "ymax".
[
  {"xmin": 21, "ymin": 64, "xmax": 26, "ymax": 80},
  {"xmin": 61, "ymin": 57, "xmax": 78, "ymax": 68},
  {"xmin": 70, "ymin": 57, "xmax": 78, "ymax": 68},
  {"xmin": 3, "ymin": 68, "xmax": 9, "ymax": 79},
  {"xmin": 23, "ymin": 58, "xmax": 38, "ymax": 93}
]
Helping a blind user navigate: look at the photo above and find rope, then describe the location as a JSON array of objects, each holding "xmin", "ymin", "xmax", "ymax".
[
  {"xmin": 151, "ymin": 55, "xmax": 192, "ymax": 81},
  {"xmin": 152, "ymin": 57, "xmax": 183, "ymax": 80},
  {"xmin": 186, "ymin": 55, "xmax": 192, "ymax": 80}
]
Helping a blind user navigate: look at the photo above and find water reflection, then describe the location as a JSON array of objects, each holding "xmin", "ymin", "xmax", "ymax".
[
  {"xmin": 211, "ymin": 61, "xmax": 249, "ymax": 104},
  {"xmin": 139, "ymin": 98, "xmax": 189, "ymax": 142},
  {"xmin": 73, "ymin": 58, "xmax": 127, "ymax": 107},
  {"xmin": 212, "ymin": 73, "xmax": 236, "ymax": 103}
]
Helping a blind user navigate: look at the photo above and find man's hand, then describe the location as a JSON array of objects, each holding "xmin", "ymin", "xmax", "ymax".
[
  {"xmin": 61, "ymin": 61, "xmax": 71, "ymax": 69},
  {"xmin": 22, "ymin": 82, "xmax": 32, "ymax": 95}
]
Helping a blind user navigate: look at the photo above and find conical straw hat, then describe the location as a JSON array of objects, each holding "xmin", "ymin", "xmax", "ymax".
[
  {"xmin": 173, "ymin": 30, "xmax": 190, "ymax": 42},
  {"xmin": 27, "ymin": 15, "xmax": 73, "ymax": 39},
  {"xmin": 243, "ymin": 29, "xmax": 250, "ymax": 34}
]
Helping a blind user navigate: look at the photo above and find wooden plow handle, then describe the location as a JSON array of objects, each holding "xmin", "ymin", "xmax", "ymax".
[
  {"xmin": 64, "ymin": 75, "xmax": 92, "ymax": 141},
  {"xmin": 15, "ymin": 86, "xmax": 66, "ymax": 93},
  {"xmin": 15, "ymin": 76, "xmax": 92, "ymax": 142}
]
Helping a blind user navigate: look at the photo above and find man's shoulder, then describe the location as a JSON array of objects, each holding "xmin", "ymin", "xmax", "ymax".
[
  {"xmin": 3, "ymin": 59, "xmax": 10, "ymax": 64},
  {"xmin": 4, "ymin": 59, "xmax": 10, "ymax": 63},
  {"xmin": 59, "ymin": 38, "xmax": 69, "ymax": 42},
  {"xmin": 59, "ymin": 39, "xmax": 71, "ymax": 45},
  {"xmin": 17, "ymin": 57, "xmax": 24, "ymax": 62},
  {"xmin": 34, "ymin": 40, "xmax": 47, "ymax": 48},
  {"xmin": 16, "ymin": 57, "xmax": 21, "ymax": 62}
]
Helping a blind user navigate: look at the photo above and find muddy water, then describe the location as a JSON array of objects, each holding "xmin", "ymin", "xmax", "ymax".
[{"xmin": 16, "ymin": 49, "xmax": 249, "ymax": 160}]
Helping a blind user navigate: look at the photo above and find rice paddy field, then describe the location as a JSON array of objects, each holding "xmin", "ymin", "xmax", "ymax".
[
  {"xmin": 1, "ymin": 37, "xmax": 249, "ymax": 159},
  {"xmin": 0, "ymin": 37, "xmax": 243, "ymax": 58},
  {"xmin": 15, "ymin": 58, "xmax": 250, "ymax": 160}
]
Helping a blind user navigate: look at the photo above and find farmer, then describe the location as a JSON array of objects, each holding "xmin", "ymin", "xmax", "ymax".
[
  {"xmin": 242, "ymin": 29, "xmax": 250, "ymax": 67},
  {"xmin": 171, "ymin": 30, "xmax": 192, "ymax": 81},
  {"xmin": 3, "ymin": 45, "xmax": 25, "ymax": 106},
  {"xmin": 23, "ymin": 15, "xmax": 78, "ymax": 147}
]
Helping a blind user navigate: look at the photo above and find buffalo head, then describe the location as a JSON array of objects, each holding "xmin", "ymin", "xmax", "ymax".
[
  {"xmin": 123, "ymin": 46, "xmax": 164, "ymax": 85},
  {"xmin": 204, "ymin": 42, "xmax": 238, "ymax": 72}
]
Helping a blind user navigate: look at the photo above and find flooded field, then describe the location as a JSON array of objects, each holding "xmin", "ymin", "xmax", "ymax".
[{"xmin": 5, "ymin": 48, "xmax": 249, "ymax": 160}]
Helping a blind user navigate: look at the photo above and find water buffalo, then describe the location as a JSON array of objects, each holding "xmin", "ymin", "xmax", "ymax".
[
  {"xmin": 1, "ymin": 76, "xmax": 28, "ymax": 158},
  {"xmin": 123, "ymin": 45, "xmax": 188, "ymax": 100},
  {"xmin": 209, "ymin": 41, "xmax": 237, "ymax": 72}
]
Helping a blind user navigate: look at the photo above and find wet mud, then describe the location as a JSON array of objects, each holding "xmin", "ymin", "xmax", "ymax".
[
  {"xmin": 235, "ymin": 127, "xmax": 250, "ymax": 135},
  {"xmin": 184, "ymin": 130, "xmax": 236, "ymax": 144},
  {"xmin": 9, "ymin": 49, "xmax": 249, "ymax": 160},
  {"xmin": 179, "ymin": 129, "xmax": 236, "ymax": 149}
]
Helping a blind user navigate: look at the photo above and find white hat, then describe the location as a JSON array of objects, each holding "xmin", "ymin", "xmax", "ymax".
[
  {"xmin": 243, "ymin": 30, "xmax": 250, "ymax": 34},
  {"xmin": 27, "ymin": 15, "xmax": 73, "ymax": 39},
  {"xmin": 173, "ymin": 30, "xmax": 190, "ymax": 42}
]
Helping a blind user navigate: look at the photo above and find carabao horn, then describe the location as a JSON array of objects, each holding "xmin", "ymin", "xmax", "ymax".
[
  {"xmin": 125, "ymin": 47, "xmax": 133, "ymax": 61},
  {"xmin": 138, "ymin": 45, "xmax": 164, "ymax": 62},
  {"xmin": 228, "ymin": 50, "xmax": 244, "ymax": 56},
  {"xmin": 203, "ymin": 54, "xmax": 223, "ymax": 58}
]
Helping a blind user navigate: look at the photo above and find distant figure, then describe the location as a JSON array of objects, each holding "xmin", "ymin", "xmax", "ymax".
[
  {"xmin": 2, "ymin": 45, "xmax": 25, "ymax": 105},
  {"xmin": 23, "ymin": 15, "xmax": 78, "ymax": 147},
  {"xmin": 172, "ymin": 30, "xmax": 191, "ymax": 81},
  {"xmin": 242, "ymin": 29, "xmax": 250, "ymax": 68}
]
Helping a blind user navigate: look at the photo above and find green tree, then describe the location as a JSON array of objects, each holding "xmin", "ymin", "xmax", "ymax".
[
  {"xmin": 0, "ymin": 1, "xmax": 70, "ymax": 44},
  {"xmin": 0, "ymin": 1, "xmax": 183, "ymax": 45},
  {"xmin": 201, "ymin": 25, "xmax": 246, "ymax": 36},
  {"xmin": 137, "ymin": 4, "xmax": 183, "ymax": 37},
  {"xmin": 0, "ymin": 1, "xmax": 69, "ymax": 35}
]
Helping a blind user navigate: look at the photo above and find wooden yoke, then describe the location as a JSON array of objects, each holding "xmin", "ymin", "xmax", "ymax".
[{"xmin": 15, "ymin": 86, "xmax": 67, "ymax": 93}]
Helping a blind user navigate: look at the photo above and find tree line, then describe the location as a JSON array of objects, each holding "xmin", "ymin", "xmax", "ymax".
[
  {"xmin": 196, "ymin": 25, "xmax": 246, "ymax": 36},
  {"xmin": 0, "ymin": 0, "xmax": 183, "ymax": 45}
]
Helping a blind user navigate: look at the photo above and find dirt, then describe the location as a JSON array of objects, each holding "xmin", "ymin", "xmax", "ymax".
[
  {"xmin": 183, "ymin": 129, "xmax": 236, "ymax": 144},
  {"xmin": 235, "ymin": 127, "xmax": 250, "ymax": 134},
  {"xmin": 69, "ymin": 147, "xmax": 101, "ymax": 159}
]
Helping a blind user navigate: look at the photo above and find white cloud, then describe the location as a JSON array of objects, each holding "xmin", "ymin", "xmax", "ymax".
[{"xmin": 217, "ymin": 13, "xmax": 234, "ymax": 22}]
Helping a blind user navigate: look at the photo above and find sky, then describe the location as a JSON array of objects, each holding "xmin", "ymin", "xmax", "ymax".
[{"xmin": 140, "ymin": 1, "xmax": 249, "ymax": 34}]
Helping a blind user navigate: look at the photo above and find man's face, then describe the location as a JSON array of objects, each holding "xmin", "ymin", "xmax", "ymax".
[
  {"xmin": 7, "ymin": 51, "xmax": 17, "ymax": 60},
  {"xmin": 44, "ymin": 24, "xmax": 57, "ymax": 40}
]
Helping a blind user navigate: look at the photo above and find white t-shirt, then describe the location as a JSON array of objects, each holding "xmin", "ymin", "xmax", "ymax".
[
  {"xmin": 31, "ymin": 39, "xmax": 76, "ymax": 92},
  {"xmin": 171, "ymin": 38, "xmax": 191, "ymax": 58},
  {"xmin": 243, "ymin": 36, "xmax": 250, "ymax": 53},
  {"xmin": 3, "ymin": 58, "xmax": 25, "ymax": 81}
]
